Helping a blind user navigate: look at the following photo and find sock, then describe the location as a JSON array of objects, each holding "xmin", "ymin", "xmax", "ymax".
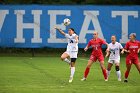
[
  {"xmin": 107, "ymin": 70, "xmax": 110, "ymax": 78},
  {"xmin": 84, "ymin": 67, "xmax": 90, "ymax": 78},
  {"xmin": 64, "ymin": 58, "xmax": 70, "ymax": 64},
  {"xmin": 125, "ymin": 70, "xmax": 129, "ymax": 79},
  {"xmin": 70, "ymin": 67, "xmax": 75, "ymax": 77},
  {"xmin": 102, "ymin": 69, "xmax": 107, "ymax": 79},
  {"xmin": 116, "ymin": 70, "xmax": 121, "ymax": 80}
]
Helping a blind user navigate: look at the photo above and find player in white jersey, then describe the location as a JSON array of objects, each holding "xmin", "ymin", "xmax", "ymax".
[
  {"xmin": 55, "ymin": 27, "xmax": 78, "ymax": 83},
  {"xmin": 105, "ymin": 35, "xmax": 124, "ymax": 81}
]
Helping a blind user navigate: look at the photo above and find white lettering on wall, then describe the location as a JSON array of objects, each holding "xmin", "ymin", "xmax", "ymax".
[
  {"xmin": 79, "ymin": 11, "xmax": 105, "ymax": 43},
  {"xmin": 48, "ymin": 10, "xmax": 71, "ymax": 43},
  {"xmin": 112, "ymin": 11, "xmax": 138, "ymax": 43},
  {"xmin": 14, "ymin": 10, "xmax": 42, "ymax": 43},
  {"xmin": 0, "ymin": 10, "xmax": 9, "ymax": 31}
]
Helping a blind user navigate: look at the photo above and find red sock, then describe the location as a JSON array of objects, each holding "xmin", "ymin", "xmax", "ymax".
[
  {"xmin": 125, "ymin": 70, "xmax": 129, "ymax": 79},
  {"xmin": 84, "ymin": 67, "xmax": 90, "ymax": 78},
  {"xmin": 102, "ymin": 69, "xmax": 107, "ymax": 79}
]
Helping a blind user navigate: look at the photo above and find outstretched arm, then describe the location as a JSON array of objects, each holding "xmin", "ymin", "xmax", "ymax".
[
  {"xmin": 54, "ymin": 27, "xmax": 66, "ymax": 36},
  {"xmin": 105, "ymin": 43, "xmax": 110, "ymax": 58},
  {"xmin": 101, "ymin": 39, "xmax": 109, "ymax": 52},
  {"xmin": 105, "ymin": 43, "xmax": 109, "ymax": 52},
  {"xmin": 124, "ymin": 49, "xmax": 130, "ymax": 53},
  {"xmin": 124, "ymin": 42, "xmax": 130, "ymax": 53},
  {"xmin": 121, "ymin": 48, "xmax": 125, "ymax": 54},
  {"xmin": 84, "ymin": 45, "xmax": 88, "ymax": 52},
  {"xmin": 105, "ymin": 50, "xmax": 110, "ymax": 58},
  {"xmin": 84, "ymin": 40, "xmax": 91, "ymax": 52},
  {"xmin": 105, "ymin": 43, "xmax": 109, "ymax": 57}
]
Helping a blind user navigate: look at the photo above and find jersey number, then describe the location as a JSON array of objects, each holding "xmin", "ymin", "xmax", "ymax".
[{"xmin": 70, "ymin": 40, "xmax": 74, "ymax": 43}]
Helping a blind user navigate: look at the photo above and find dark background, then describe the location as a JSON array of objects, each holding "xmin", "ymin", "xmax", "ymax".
[{"xmin": 0, "ymin": 0, "xmax": 140, "ymax": 5}]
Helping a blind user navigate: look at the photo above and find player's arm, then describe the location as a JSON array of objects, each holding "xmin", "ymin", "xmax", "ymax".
[
  {"xmin": 84, "ymin": 45, "xmax": 89, "ymax": 52},
  {"xmin": 84, "ymin": 41, "xmax": 91, "ymax": 52},
  {"xmin": 124, "ymin": 42, "xmax": 130, "ymax": 53},
  {"xmin": 119, "ymin": 43, "xmax": 125, "ymax": 54},
  {"xmin": 70, "ymin": 35, "xmax": 79, "ymax": 43},
  {"xmin": 102, "ymin": 40, "xmax": 109, "ymax": 51},
  {"xmin": 121, "ymin": 48, "xmax": 125, "ymax": 54},
  {"xmin": 124, "ymin": 49, "xmax": 130, "ymax": 53},
  {"xmin": 105, "ymin": 49, "xmax": 110, "ymax": 58},
  {"xmin": 138, "ymin": 42, "xmax": 140, "ymax": 53},
  {"xmin": 54, "ymin": 27, "xmax": 66, "ymax": 36},
  {"xmin": 103, "ymin": 41, "xmax": 109, "ymax": 52},
  {"xmin": 124, "ymin": 48, "xmax": 130, "ymax": 53},
  {"xmin": 105, "ymin": 43, "xmax": 110, "ymax": 57},
  {"xmin": 138, "ymin": 48, "xmax": 140, "ymax": 53},
  {"xmin": 74, "ymin": 36, "xmax": 78, "ymax": 43},
  {"xmin": 137, "ymin": 47, "xmax": 140, "ymax": 53},
  {"xmin": 105, "ymin": 43, "xmax": 109, "ymax": 52}
]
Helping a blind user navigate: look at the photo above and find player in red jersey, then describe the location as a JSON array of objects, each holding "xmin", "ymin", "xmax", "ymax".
[
  {"xmin": 124, "ymin": 33, "xmax": 140, "ymax": 82},
  {"xmin": 81, "ymin": 31, "xmax": 109, "ymax": 81}
]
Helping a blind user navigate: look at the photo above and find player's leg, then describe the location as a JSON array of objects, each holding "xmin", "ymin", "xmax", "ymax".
[
  {"xmin": 99, "ymin": 55, "xmax": 107, "ymax": 81},
  {"xmin": 107, "ymin": 61, "xmax": 113, "ymax": 80},
  {"xmin": 69, "ymin": 51, "xmax": 77, "ymax": 83},
  {"xmin": 61, "ymin": 52, "xmax": 70, "ymax": 64},
  {"xmin": 134, "ymin": 58, "xmax": 140, "ymax": 74},
  {"xmin": 69, "ymin": 58, "xmax": 76, "ymax": 83},
  {"xmin": 124, "ymin": 59, "xmax": 132, "ymax": 82},
  {"xmin": 81, "ymin": 55, "xmax": 96, "ymax": 81},
  {"xmin": 135, "ymin": 63, "xmax": 140, "ymax": 74},
  {"xmin": 100, "ymin": 61, "xmax": 108, "ymax": 81},
  {"xmin": 81, "ymin": 59, "xmax": 94, "ymax": 81},
  {"xmin": 115, "ymin": 62, "xmax": 121, "ymax": 81}
]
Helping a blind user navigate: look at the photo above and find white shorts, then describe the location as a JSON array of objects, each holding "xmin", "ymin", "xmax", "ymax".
[
  {"xmin": 65, "ymin": 51, "xmax": 78, "ymax": 58},
  {"xmin": 108, "ymin": 59, "xmax": 120, "ymax": 64}
]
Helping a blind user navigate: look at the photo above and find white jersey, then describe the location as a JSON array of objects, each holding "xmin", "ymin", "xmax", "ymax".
[
  {"xmin": 65, "ymin": 33, "xmax": 78, "ymax": 52},
  {"xmin": 109, "ymin": 42, "xmax": 123, "ymax": 60}
]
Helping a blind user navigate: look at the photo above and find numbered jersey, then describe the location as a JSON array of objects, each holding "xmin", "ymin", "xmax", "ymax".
[
  {"xmin": 65, "ymin": 33, "xmax": 78, "ymax": 52},
  {"xmin": 109, "ymin": 42, "xmax": 123, "ymax": 60},
  {"xmin": 125, "ymin": 40, "xmax": 140, "ymax": 58},
  {"xmin": 88, "ymin": 38, "xmax": 107, "ymax": 56}
]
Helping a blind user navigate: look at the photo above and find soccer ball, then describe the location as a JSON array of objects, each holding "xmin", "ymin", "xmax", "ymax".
[{"xmin": 63, "ymin": 18, "xmax": 71, "ymax": 26}]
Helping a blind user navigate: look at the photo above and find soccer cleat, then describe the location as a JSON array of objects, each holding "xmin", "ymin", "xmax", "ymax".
[
  {"xmin": 105, "ymin": 79, "xmax": 108, "ymax": 81},
  {"xmin": 81, "ymin": 77, "xmax": 86, "ymax": 81},
  {"xmin": 124, "ymin": 79, "xmax": 128, "ymax": 83},
  {"xmin": 118, "ymin": 79, "xmax": 121, "ymax": 81},
  {"xmin": 69, "ymin": 77, "xmax": 73, "ymax": 83},
  {"xmin": 105, "ymin": 77, "xmax": 108, "ymax": 81}
]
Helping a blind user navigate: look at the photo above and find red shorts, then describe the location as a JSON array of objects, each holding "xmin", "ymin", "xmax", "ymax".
[
  {"xmin": 89, "ymin": 54, "xmax": 104, "ymax": 62},
  {"xmin": 126, "ymin": 57, "xmax": 139, "ymax": 65}
]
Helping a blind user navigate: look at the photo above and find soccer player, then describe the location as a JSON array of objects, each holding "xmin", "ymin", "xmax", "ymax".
[
  {"xmin": 55, "ymin": 27, "xmax": 78, "ymax": 83},
  {"xmin": 124, "ymin": 33, "xmax": 140, "ymax": 82},
  {"xmin": 105, "ymin": 35, "xmax": 124, "ymax": 81},
  {"xmin": 81, "ymin": 31, "xmax": 109, "ymax": 81}
]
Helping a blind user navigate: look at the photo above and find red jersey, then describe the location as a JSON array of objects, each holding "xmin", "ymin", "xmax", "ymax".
[
  {"xmin": 88, "ymin": 38, "xmax": 107, "ymax": 56},
  {"xmin": 125, "ymin": 40, "xmax": 140, "ymax": 58}
]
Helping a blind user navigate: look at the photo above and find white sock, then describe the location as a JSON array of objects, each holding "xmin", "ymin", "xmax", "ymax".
[
  {"xmin": 107, "ymin": 70, "xmax": 110, "ymax": 78},
  {"xmin": 64, "ymin": 58, "xmax": 71, "ymax": 64},
  {"xmin": 116, "ymin": 70, "xmax": 121, "ymax": 80},
  {"xmin": 70, "ymin": 67, "xmax": 75, "ymax": 77}
]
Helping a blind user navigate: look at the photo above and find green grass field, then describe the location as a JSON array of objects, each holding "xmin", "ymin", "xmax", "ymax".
[{"xmin": 0, "ymin": 56, "xmax": 140, "ymax": 93}]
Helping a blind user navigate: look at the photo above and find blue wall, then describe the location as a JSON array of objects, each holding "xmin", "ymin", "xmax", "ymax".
[{"xmin": 0, "ymin": 5, "xmax": 140, "ymax": 48}]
